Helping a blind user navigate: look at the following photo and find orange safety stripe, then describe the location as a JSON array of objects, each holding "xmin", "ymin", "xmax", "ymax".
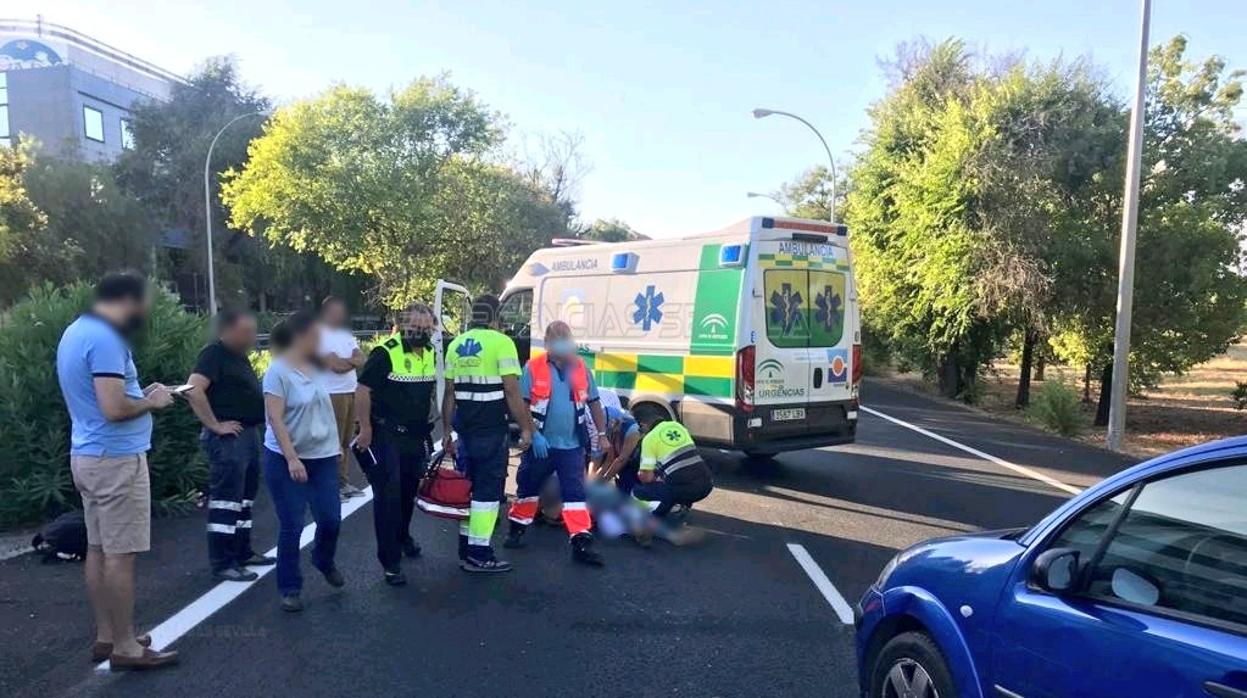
[
  {"xmin": 561, "ymin": 502, "xmax": 592, "ymax": 537},
  {"xmin": 508, "ymin": 496, "xmax": 539, "ymax": 525}
]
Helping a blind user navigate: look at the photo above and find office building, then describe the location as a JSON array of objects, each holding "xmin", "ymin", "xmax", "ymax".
[{"xmin": 0, "ymin": 17, "xmax": 180, "ymax": 160}]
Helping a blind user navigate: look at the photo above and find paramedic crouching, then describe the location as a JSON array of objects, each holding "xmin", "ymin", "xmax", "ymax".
[{"xmin": 631, "ymin": 415, "xmax": 714, "ymax": 546}]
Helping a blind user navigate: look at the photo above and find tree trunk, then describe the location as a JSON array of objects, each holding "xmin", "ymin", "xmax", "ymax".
[
  {"xmin": 1094, "ymin": 363, "xmax": 1112, "ymax": 427},
  {"xmin": 1015, "ymin": 328, "xmax": 1036, "ymax": 408},
  {"xmin": 1083, "ymin": 363, "xmax": 1092, "ymax": 404},
  {"xmin": 1034, "ymin": 351, "xmax": 1046, "ymax": 382},
  {"xmin": 937, "ymin": 352, "xmax": 960, "ymax": 399}
]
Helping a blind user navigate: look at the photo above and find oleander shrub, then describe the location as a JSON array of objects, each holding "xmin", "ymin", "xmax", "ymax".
[
  {"xmin": 1231, "ymin": 381, "xmax": 1247, "ymax": 411},
  {"xmin": 0, "ymin": 282, "xmax": 210, "ymax": 528},
  {"xmin": 1027, "ymin": 379, "xmax": 1083, "ymax": 437}
]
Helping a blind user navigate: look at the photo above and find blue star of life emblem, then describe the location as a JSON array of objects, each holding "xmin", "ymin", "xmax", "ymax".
[
  {"xmin": 456, "ymin": 338, "xmax": 483, "ymax": 357},
  {"xmin": 633, "ymin": 285, "xmax": 665, "ymax": 331}
]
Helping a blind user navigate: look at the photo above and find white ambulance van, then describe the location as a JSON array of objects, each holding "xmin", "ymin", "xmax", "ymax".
[{"xmin": 493, "ymin": 216, "xmax": 860, "ymax": 457}]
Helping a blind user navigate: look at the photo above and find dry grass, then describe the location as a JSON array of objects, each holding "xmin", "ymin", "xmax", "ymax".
[{"xmin": 882, "ymin": 344, "xmax": 1247, "ymax": 458}]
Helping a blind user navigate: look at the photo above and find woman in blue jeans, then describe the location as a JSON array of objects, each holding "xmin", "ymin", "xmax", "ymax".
[{"xmin": 262, "ymin": 311, "xmax": 345, "ymax": 612}]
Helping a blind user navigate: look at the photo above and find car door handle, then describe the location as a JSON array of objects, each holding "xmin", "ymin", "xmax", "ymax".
[
  {"xmin": 1206, "ymin": 681, "xmax": 1247, "ymax": 698},
  {"xmin": 813, "ymin": 367, "xmax": 823, "ymax": 388}
]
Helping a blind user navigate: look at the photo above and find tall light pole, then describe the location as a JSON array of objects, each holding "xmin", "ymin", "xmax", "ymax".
[
  {"xmin": 1106, "ymin": 0, "xmax": 1152, "ymax": 451},
  {"xmin": 751, "ymin": 108, "xmax": 837, "ymax": 222},
  {"xmin": 204, "ymin": 110, "xmax": 268, "ymax": 316}
]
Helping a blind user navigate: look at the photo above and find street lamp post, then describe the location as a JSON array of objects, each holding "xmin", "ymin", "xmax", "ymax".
[
  {"xmin": 1106, "ymin": 0, "xmax": 1152, "ymax": 452},
  {"xmin": 203, "ymin": 111, "xmax": 268, "ymax": 316},
  {"xmin": 751, "ymin": 108, "xmax": 837, "ymax": 222}
]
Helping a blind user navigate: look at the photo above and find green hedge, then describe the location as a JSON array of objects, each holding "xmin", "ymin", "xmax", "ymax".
[{"xmin": 0, "ymin": 283, "xmax": 210, "ymax": 527}]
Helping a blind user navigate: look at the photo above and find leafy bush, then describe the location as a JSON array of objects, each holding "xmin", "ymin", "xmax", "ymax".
[
  {"xmin": 1027, "ymin": 380, "xmax": 1084, "ymax": 437},
  {"xmin": 0, "ymin": 282, "xmax": 210, "ymax": 527},
  {"xmin": 1232, "ymin": 382, "xmax": 1247, "ymax": 410}
]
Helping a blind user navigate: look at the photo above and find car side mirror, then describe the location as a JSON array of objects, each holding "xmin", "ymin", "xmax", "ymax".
[{"xmin": 1031, "ymin": 548, "xmax": 1080, "ymax": 593}]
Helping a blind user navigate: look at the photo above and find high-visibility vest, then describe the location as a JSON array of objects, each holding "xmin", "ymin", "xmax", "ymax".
[
  {"xmin": 640, "ymin": 420, "xmax": 705, "ymax": 477},
  {"xmin": 381, "ymin": 333, "xmax": 436, "ymax": 383},
  {"xmin": 528, "ymin": 352, "xmax": 589, "ymax": 437}
]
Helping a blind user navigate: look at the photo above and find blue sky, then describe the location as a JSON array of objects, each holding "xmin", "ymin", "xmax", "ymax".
[{"xmin": 15, "ymin": 0, "xmax": 1247, "ymax": 237}]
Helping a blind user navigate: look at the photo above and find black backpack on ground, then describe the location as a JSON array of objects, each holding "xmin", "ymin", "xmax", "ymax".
[{"xmin": 31, "ymin": 510, "xmax": 88, "ymax": 562}]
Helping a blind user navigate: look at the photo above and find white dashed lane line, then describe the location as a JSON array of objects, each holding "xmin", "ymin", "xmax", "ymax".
[
  {"xmin": 787, "ymin": 543, "xmax": 855, "ymax": 625},
  {"xmin": 94, "ymin": 485, "xmax": 376, "ymax": 673}
]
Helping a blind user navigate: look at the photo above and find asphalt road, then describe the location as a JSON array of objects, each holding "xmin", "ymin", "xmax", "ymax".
[{"xmin": 0, "ymin": 381, "xmax": 1136, "ymax": 698}]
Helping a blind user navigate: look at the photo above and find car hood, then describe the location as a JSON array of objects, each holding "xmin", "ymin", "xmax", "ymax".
[{"xmin": 887, "ymin": 531, "xmax": 1028, "ymax": 592}]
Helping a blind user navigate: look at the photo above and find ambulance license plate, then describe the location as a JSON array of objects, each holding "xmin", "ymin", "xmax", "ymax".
[{"xmin": 772, "ymin": 408, "xmax": 805, "ymax": 422}]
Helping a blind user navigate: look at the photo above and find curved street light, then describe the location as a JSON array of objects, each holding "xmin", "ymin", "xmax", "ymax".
[
  {"xmin": 746, "ymin": 191, "xmax": 784, "ymax": 206},
  {"xmin": 751, "ymin": 108, "xmax": 837, "ymax": 223},
  {"xmin": 204, "ymin": 110, "xmax": 269, "ymax": 316}
]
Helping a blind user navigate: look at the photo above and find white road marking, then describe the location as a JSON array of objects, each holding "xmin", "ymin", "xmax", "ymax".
[
  {"xmin": 861, "ymin": 405, "xmax": 1082, "ymax": 496},
  {"xmin": 95, "ymin": 486, "xmax": 375, "ymax": 673},
  {"xmin": 786, "ymin": 543, "xmax": 854, "ymax": 624}
]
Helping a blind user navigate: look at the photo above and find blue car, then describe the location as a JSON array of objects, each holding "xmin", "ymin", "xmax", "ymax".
[{"xmin": 855, "ymin": 437, "xmax": 1247, "ymax": 698}]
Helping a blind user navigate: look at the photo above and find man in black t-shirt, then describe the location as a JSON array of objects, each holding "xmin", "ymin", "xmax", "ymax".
[
  {"xmin": 354, "ymin": 302, "xmax": 438, "ymax": 586},
  {"xmin": 185, "ymin": 309, "xmax": 276, "ymax": 581}
]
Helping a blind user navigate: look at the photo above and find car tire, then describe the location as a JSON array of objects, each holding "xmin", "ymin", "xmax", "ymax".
[{"xmin": 869, "ymin": 631, "xmax": 957, "ymax": 698}]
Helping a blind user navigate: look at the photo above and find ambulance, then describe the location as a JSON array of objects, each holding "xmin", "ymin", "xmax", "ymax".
[{"xmin": 492, "ymin": 216, "xmax": 860, "ymax": 457}]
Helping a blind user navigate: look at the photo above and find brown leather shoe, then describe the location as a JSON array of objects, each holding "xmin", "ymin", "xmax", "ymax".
[
  {"xmin": 108, "ymin": 647, "xmax": 178, "ymax": 670},
  {"xmin": 90, "ymin": 633, "xmax": 152, "ymax": 662}
]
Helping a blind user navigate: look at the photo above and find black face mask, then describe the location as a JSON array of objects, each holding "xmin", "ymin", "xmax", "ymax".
[
  {"xmin": 120, "ymin": 314, "xmax": 146, "ymax": 337},
  {"xmin": 402, "ymin": 330, "xmax": 432, "ymax": 349}
]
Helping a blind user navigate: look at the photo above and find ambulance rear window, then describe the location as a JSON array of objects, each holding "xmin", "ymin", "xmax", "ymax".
[{"xmin": 763, "ymin": 269, "xmax": 845, "ymax": 348}]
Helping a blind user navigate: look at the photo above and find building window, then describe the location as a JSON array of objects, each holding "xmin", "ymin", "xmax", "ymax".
[
  {"xmin": 120, "ymin": 118, "xmax": 134, "ymax": 149},
  {"xmin": 0, "ymin": 73, "xmax": 9, "ymax": 148},
  {"xmin": 83, "ymin": 105, "xmax": 104, "ymax": 143}
]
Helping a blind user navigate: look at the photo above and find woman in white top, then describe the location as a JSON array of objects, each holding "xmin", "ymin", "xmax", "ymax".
[{"xmin": 262, "ymin": 311, "xmax": 344, "ymax": 612}]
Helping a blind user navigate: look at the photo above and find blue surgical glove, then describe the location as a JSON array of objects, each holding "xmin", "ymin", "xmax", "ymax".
[{"xmin": 530, "ymin": 431, "xmax": 549, "ymax": 459}]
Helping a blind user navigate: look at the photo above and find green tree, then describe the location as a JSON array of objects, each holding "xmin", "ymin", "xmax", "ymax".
[
  {"xmin": 1058, "ymin": 36, "xmax": 1247, "ymax": 425},
  {"xmin": 0, "ymin": 143, "xmax": 49, "ymax": 303},
  {"xmin": 777, "ymin": 165, "xmax": 847, "ymax": 221},
  {"xmin": 223, "ymin": 76, "xmax": 565, "ymax": 307},
  {"xmin": 844, "ymin": 39, "xmax": 997, "ymax": 398},
  {"xmin": 114, "ymin": 57, "xmax": 272, "ymax": 308},
  {"xmin": 578, "ymin": 218, "xmax": 646, "ymax": 242},
  {"xmin": 19, "ymin": 155, "xmax": 156, "ymax": 288}
]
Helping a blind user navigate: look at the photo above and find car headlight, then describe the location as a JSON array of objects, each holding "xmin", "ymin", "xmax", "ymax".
[{"xmin": 875, "ymin": 553, "xmax": 901, "ymax": 589}]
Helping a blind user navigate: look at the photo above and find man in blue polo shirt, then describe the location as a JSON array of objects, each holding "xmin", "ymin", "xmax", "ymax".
[
  {"xmin": 56, "ymin": 272, "xmax": 178, "ymax": 670},
  {"xmin": 504, "ymin": 321, "xmax": 607, "ymax": 566}
]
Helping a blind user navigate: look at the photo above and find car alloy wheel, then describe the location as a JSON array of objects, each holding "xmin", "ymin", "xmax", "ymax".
[{"xmin": 883, "ymin": 658, "xmax": 939, "ymax": 698}]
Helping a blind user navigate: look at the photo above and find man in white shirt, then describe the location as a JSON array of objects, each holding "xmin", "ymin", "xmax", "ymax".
[{"xmin": 317, "ymin": 297, "xmax": 367, "ymax": 500}]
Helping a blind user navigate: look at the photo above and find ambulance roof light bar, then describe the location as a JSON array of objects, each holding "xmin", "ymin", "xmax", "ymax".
[{"xmin": 760, "ymin": 217, "xmax": 847, "ymax": 237}]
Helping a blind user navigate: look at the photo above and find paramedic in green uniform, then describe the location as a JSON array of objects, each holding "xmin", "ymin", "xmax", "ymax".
[
  {"xmin": 441, "ymin": 295, "xmax": 534, "ymax": 573},
  {"xmin": 354, "ymin": 303, "xmax": 437, "ymax": 586},
  {"xmin": 631, "ymin": 417, "xmax": 714, "ymax": 544}
]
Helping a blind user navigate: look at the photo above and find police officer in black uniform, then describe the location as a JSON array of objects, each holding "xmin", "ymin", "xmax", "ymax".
[{"xmin": 354, "ymin": 302, "xmax": 438, "ymax": 586}]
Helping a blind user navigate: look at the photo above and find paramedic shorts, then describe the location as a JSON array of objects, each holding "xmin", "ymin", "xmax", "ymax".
[{"xmin": 70, "ymin": 453, "xmax": 151, "ymax": 554}]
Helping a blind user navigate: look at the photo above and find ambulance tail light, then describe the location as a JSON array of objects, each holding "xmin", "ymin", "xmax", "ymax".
[
  {"xmin": 851, "ymin": 343, "xmax": 863, "ymax": 386},
  {"xmin": 736, "ymin": 345, "xmax": 755, "ymax": 412}
]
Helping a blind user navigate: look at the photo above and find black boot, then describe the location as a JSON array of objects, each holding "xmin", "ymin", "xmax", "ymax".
[
  {"xmin": 503, "ymin": 522, "xmax": 528, "ymax": 549},
  {"xmin": 570, "ymin": 533, "xmax": 604, "ymax": 566},
  {"xmin": 458, "ymin": 534, "xmax": 469, "ymax": 562},
  {"xmin": 402, "ymin": 537, "xmax": 422, "ymax": 559}
]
